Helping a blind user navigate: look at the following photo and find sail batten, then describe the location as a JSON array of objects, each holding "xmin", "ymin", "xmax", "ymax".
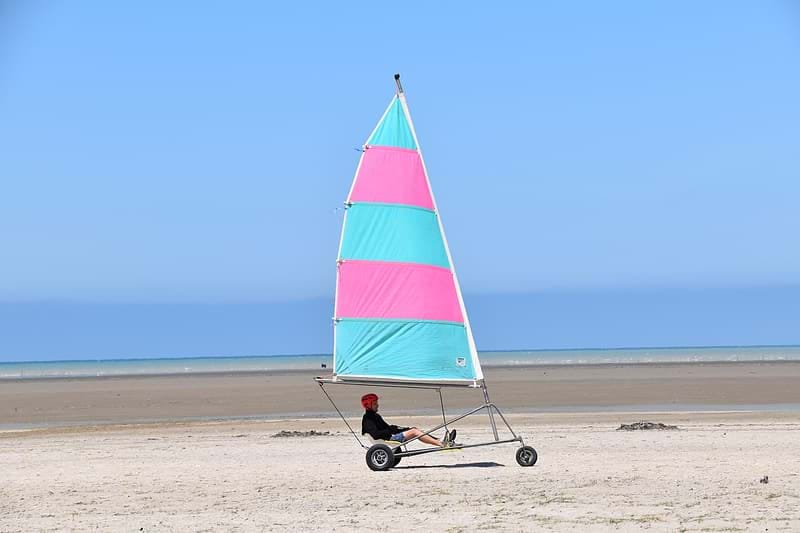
[{"xmin": 333, "ymin": 81, "xmax": 483, "ymax": 386}]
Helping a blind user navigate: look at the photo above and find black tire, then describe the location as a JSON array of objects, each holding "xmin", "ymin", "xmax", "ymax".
[
  {"xmin": 392, "ymin": 446, "xmax": 403, "ymax": 467},
  {"xmin": 366, "ymin": 444, "xmax": 394, "ymax": 471},
  {"xmin": 516, "ymin": 445, "xmax": 537, "ymax": 467}
]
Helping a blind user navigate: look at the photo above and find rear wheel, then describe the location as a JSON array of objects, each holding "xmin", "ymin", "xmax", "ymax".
[
  {"xmin": 366, "ymin": 444, "xmax": 394, "ymax": 471},
  {"xmin": 516, "ymin": 445, "xmax": 537, "ymax": 467},
  {"xmin": 392, "ymin": 446, "xmax": 403, "ymax": 467}
]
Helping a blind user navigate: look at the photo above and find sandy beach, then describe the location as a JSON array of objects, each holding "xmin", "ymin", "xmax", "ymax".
[
  {"xmin": 2, "ymin": 413, "xmax": 799, "ymax": 532},
  {"xmin": 2, "ymin": 363, "xmax": 800, "ymax": 532}
]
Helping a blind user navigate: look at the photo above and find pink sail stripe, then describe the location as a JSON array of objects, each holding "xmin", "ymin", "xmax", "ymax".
[
  {"xmin": 349, "ymin": 146, "xmax": 434, "ymax": 210},
  {"xmin": 336, "ymin": 260, "xmax": 463, "ymax": 323}
]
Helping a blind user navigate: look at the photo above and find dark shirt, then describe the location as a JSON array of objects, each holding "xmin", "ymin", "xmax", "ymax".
[{"xmin": 361, "ymin": 410, "xmax": 409, "ymax": 440}]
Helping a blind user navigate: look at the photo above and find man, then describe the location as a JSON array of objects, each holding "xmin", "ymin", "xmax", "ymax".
[{"xmin": 360, "ymin": 393, "xmax": 456, "ymax": 447}]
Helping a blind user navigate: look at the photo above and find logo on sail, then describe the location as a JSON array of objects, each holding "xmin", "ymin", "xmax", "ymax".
[{"xmin": 456, "ymin": 357, "xmax": 466, "ymax": 367}]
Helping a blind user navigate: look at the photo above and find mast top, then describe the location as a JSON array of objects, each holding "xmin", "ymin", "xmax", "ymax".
[{"xmin": 394, "ymin": 73, "xmax": 404, "ymax": 95}]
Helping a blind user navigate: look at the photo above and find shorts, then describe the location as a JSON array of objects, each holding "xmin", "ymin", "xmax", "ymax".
[{"xmin": 389, "ymin": 432, "xmax": 407, "ymax": 443}]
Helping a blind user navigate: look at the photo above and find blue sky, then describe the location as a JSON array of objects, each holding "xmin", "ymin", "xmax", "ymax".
[{"xmin": 1, "ymin": 2, "xmax": 798, "ymax": 360}]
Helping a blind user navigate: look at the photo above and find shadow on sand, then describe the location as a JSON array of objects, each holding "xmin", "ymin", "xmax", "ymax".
[{"xmin": 395, "ymin": 461, "xmax": 504, "ymax": 470}]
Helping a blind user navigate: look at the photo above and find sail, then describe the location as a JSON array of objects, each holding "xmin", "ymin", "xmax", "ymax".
[{"xmin": 333, "ymin": 82, "xmax": 483, "ymax": 386}]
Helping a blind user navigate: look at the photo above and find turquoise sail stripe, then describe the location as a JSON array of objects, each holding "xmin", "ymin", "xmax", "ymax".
[
  {"xmin": 340, "ymin": 203, "xmax": 450, "ymax": 268},
  {"xmin": 366, "ymin": 97, "xmax": 417, "ymax": 150},
  {"xmin": 335, "ymin": 319, "xmax": 476, "ymax": 381}
]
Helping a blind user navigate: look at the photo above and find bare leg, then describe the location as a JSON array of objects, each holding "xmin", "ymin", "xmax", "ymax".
[{"xmin": 402, "ymin": 427, "xmax": 444, "ymax": 447}]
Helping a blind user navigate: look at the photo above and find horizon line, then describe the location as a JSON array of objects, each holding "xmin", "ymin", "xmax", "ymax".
[
  {"xmin": 2, "ymin": 283, "xmax": 800, "ymax": 305},
  {"xmin": 2, "ymin": 343, "xmax": 799, "ymax": 366}
]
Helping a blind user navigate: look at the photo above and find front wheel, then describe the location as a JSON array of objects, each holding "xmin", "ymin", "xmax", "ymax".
[
  {"xmin": 516, "ymin": 445, "xmax": 537, "ymax": 467},
  {"xmin": 366, "ymin": 444, "xmax": 394, "ymax": 471}
]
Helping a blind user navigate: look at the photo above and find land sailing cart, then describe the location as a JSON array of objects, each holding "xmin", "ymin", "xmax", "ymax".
[{"xmin": 316, "ymin": 75, "xmax": 538, "ymax": 471}]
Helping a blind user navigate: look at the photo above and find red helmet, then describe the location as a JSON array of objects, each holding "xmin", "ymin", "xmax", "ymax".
[{"xmin": 361, "ymin": 393, "xmax": 378, "ymax": 410}]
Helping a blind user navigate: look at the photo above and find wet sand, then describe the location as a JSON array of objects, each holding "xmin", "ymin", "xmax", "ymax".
[{"xmin": 2, "ymin": 361, "xmax": 799, "ymax": 428}]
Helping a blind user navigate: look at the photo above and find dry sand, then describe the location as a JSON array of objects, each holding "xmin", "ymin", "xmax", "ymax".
[
  {"xmin": 2, "ymin": 363, "xmax": 800, "ymax": 531},
  {"xmin": 1, "ymin": 413, "xmax": 799, "ymax": 532}
]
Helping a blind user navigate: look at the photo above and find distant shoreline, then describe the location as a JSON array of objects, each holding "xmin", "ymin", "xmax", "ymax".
[
  {"xmin": 2, "ymin": 344, "xmax": 799, "ymax": 380},
  {"xmin": 3, "ymin": 358, "xmax": 800, "ymax": 383},
  {"xmin": 2, "ymin": 343, "xmax": 799, "ymax": 366}
]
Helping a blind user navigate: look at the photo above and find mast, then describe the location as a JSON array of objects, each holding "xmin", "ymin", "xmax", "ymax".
[
  {"xmin": 397, "ymin": 74, "xmax": 495, "ymax": 435},
  {"xmin": 393, "ymin": 74, "xmax": 484, "ymax": 384}
]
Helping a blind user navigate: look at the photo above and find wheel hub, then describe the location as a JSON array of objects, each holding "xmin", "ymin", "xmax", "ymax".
[{"xmin": 372, "ymin": 450, "xmax": 388, "ymax": 466}]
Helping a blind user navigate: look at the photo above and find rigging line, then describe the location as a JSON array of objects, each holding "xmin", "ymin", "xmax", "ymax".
[{"xmin": 316, "ymin": 380, "xmax": 366, "ymax": 448}]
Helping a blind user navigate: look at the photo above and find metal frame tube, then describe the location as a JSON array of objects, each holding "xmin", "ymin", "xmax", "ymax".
[
  {"xmin": 437, "ymin": 388, "xmax": 449, "ymax": 436},
  {"xmin": 395, "ymin": 437, "xmax": 521, "ymax": 458},
  {"xmin": 314, "ymin": 376, "xmax": 465, "ymax": 390},
  {"xmin": 489, "ymin": 403, "xmax": 521, "ymax": 443},
  {"xmin": 387, "ymin": 401, "xmax": 516, "ymax": 451},
  {"xmin": 315, "ymin": 380, "xmax": 528, "ymax": 459},
  {"xmin": 316, "ymin": 380, "xmax": 367, "ymax": 448},
  {"xmin": 482, "ymin": 383, "xmax": 499, "ymax": 441}
]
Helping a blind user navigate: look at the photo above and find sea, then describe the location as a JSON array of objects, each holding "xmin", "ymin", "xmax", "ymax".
[{"xmin": 1, "ymin": 345, "xmax": 799, "ymax": 380}]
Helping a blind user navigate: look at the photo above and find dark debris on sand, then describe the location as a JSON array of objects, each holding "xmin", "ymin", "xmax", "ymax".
[
  {"xmin": 271, "ymin": 430, "xmax": 331, "ymax": 438},
  {"xmin": 617, "ymin": 421, "xmax": 679, "ymax": 431}
]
